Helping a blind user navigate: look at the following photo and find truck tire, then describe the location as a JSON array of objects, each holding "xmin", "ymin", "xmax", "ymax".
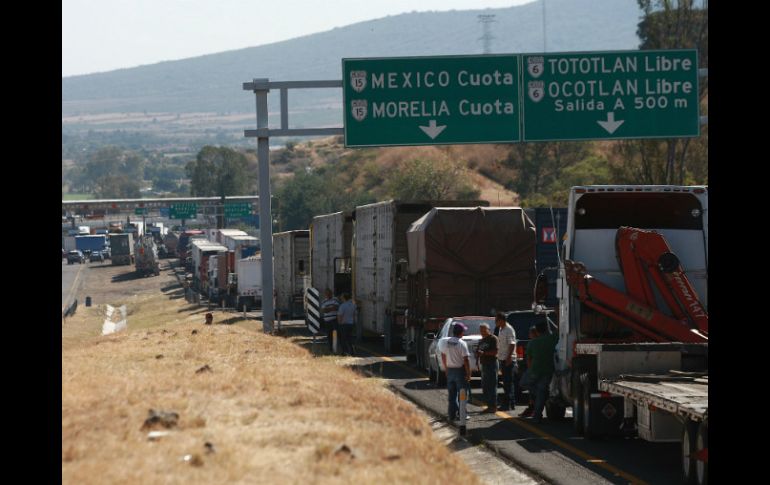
[
  {"xmin": 581, "ymin": 373, "xmax": 597, "ymax": 439},
  {"xmin": 573, "ymin": 373, "xmax": 585, "ymax": 434},
  {"xmin": 384, "ymin": 319, "xmax": 401, "ymax": 354},
  {"xmin": 682, "ymin": 420, "xmax": 699, "ymax": 484},
  {"xmin": 696, "ymin": 419, "xmax": 708, "ymax": 485},
  {"xmin": 545, "ymin": 400, "xmax": 566, "ymax": 421}
]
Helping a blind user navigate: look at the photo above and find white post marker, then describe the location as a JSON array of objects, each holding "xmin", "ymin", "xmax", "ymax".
[
  {"xmin": 305, "ymin": 287, "xmax": 322, "ymax": 334},
  {"xmin": 459, "ymin": 385, "xmax": 468, "ymax": 436}
]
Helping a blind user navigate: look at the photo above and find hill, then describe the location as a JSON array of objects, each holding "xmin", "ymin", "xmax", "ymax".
[{"xmin": 62, "ymin": 0, "xmax": 642, "ymax": 123}]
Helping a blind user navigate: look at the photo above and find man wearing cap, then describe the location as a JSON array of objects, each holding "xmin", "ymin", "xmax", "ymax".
[
  {"xmin": 439, "ymin": 322, "xmax": 472, "ymax": 423},
  {"xmin": 476, "ymin": 322, "xmax": 499, "ymax": 413}
]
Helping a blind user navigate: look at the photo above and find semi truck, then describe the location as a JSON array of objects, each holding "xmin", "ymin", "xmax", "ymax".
[
  {"xmin": 273, "ymin": 230, "xmax": 310, "ymax": 318},
  {"xmin": 135, "ymin": 235, "xmax": 161, "ymax": 276},
  {"xmin": 163, "ymin": 231, "xmax": 180, "ymax": 258},
  {"xmin": 545, "ymin": 185, "xmax": 708, "ymax": 484},
  {"xmin": 75, "ymin": 234, "xmax": 108, "ymax": 255},
  {"xmin": 228, "ymin": 235, "xmax": 260, "ymax": 260},
  {"xmin": 234, "ymin": 256, "xmax": 262, "ymax": 311},
  {"xmin": 190, "ymin": 240, "xmax": 228, "ymax": 292},
  {"xmin": 109, "ymin": 233, "xmax": 135, "ymax": 266},
  {"xmin": 310, "ymin": 211, "xmax": 353, "ymax": 298},
  {"xmin": 525, "ymin": 207, "xmax": 568, "ymax": 310},
  {"xmin": 353, "ymin": 199, "xmax": 487, "ymax": 353},
  {"xmin": 406, "ymin": 207, "xmax": 537, "ymax": 369}
]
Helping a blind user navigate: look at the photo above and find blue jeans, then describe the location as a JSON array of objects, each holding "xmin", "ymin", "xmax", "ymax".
[
  {"xmin": 339, "ymin": 324, "xmax": 354, "ymax": 355},
  {"xmin": 530, "ymin": 373, "xmax": 551, "ymax": 419},
  {"xmin": 325, "ymin": 320, "xmax": 338, "ymax": 352},
  {"xmin": 446, "ymin": 367, "xmax": 469, "ymax": 421},
  {"xmin": 481, "ymin": 361, "xmax": 498, "ymax": 409},
  {"xmin": 499, "ymin": 360, "xmax": 515, "ymax": 407}
]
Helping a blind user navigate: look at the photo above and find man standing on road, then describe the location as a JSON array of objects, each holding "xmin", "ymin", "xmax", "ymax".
[
  {"xmin": 337, "ymin": 293, "xmax": 356, "ymax": 356},
  {"xmin": 476, "ymin": 323, "xmax": 498, "ymax": 413},
  {"xmin": 439, "ymin": 323, "xmax": 472, "ymax": 424},
  {"xmin": 494, "ymin": 312, "xmax": 517, "ymax": 411},
  {"xmin": 526, "ymin": 320, "xmax": 559, "ymax": 424},
  {"xmin": 320, "ymin": 288, "xmax": 340, "ymax": 354}
]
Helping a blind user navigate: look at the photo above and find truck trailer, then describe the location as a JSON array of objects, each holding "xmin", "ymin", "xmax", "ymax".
[
  {"xmin": 273, "ymin": 230, "xmax": 310, "ymax": 318},
  {"xmin": 406, "ymin": 206, "xmax": 537, "ymax": 369},
  {"xmin": 234, "ymin": 256, "xmax": 262, "ymax": 311},
  {"xmin": 353, "ymin": 199, "xmax": 488, "ymax": 353},
  {"xmin": 310, "ymin": 211, "xmax": 353, "ymax": 298},
  {"xmin": 135, "ymin": 235, "xmax": 161, "ymax": 276},
  {"xmin": 109, "ymin": 233, "xmax": 135, "ymax": 266},
  {"xmin": 75, "ymin": 234, "xmax": 108, "ymax": 255},
  {"xmin": 546, "ymin": 185, "xmax": 708, "ymax": 485}
]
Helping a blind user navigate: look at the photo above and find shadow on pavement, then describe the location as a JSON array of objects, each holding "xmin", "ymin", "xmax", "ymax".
[{"xmin": 111, "ymin": 271, "xmax": 146, "ymax": 282}]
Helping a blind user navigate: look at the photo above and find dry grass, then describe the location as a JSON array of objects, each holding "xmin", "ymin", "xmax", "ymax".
[{"xmin": 62, "ymin": 300, "xmax": 481, "ymax": 484}]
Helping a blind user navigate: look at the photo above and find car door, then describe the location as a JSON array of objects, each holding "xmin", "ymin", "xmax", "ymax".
[{"xmin": 430, "ymin": 319, "xmax": 452, "ymax": 371}]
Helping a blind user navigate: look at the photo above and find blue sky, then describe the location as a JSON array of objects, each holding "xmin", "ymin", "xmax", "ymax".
[{"xmin": 62, "ymin": 0, "xmax": 536, "ymax": 77}]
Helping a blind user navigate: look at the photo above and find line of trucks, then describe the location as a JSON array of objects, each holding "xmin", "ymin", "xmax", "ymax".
[
  {"xmin": 303, "ymin": 186, "xmax": 708, "ymax": 485},
  {"xmin": 170, "ymin": 185, "xmax": 707, "ymax": 484}
]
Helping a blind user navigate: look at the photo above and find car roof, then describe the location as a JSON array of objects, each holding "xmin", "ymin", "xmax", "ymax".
[{"xmin": 449, "ymin": 316, "xmax": 495, "ymax": 320}]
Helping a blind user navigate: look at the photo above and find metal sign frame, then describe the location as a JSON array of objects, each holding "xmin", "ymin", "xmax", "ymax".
[{"xmin": 243, "ymin": 79, "xmax": 343, "ymax": 333}]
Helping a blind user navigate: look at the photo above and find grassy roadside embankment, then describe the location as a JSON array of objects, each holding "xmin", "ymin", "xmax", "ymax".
[{"xmin": 62, "ymin": 292, "xmax": 481, "ymax": 484}]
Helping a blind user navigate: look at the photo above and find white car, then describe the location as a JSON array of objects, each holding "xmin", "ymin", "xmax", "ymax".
[{"xmin": 426, "ymin": 316, "xmax": 495, "ymax": 386}]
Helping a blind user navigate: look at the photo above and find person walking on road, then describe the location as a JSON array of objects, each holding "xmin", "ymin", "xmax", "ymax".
[
  {"xmin": 494, "ymin": 312, "xmax": 517, "ymax": 411},
  {"xmin": 526, "ymin": 320, "xmax": 559, "ymax": 423},
  {"xmin": 476, "ymin": 323, "xmax": 499, "ymax": 413},
  {"xmin": 337, "ymin": 293, "xmax": 356, "ymax": 356},
  {"xmin": 320, "ymin": 288, "xmax": 340, "ymax": 353},
  {"xmin": 439, "ymin": 323, "xmax": 471, "ymax": 425}
]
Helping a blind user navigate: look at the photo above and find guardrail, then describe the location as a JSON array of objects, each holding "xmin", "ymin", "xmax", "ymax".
[{"xmin": 62, "ymin": 299, "xmax": 78, "ymax": 320}]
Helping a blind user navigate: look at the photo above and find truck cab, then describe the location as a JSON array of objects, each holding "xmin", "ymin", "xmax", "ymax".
[{"xmin": 548, "ymin": 186, "xmax": 708, "ymax": 443}]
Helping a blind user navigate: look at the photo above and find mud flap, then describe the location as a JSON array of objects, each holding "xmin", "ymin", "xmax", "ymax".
[{"xmin": 586, "ymin": 393, "xmax": 624, "ymax": 437}]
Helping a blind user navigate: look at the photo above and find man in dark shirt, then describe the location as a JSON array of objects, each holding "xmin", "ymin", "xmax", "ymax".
[
  {"xmin": 476, "ymin": 323, "xmax": 499, "ymax": 413},
  {"xmin": 526, "ymin": 320, "xmax": 559, "ymax": 423}
]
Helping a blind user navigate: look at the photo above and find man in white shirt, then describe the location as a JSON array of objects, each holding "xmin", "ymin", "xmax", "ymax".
[
  {"xmin": 494, "ymin": 312, "xmax": 517, "ymax": 411},
  {"xmin": 439, "ymin": 322, "xmax": 471, "ymax": 424}
]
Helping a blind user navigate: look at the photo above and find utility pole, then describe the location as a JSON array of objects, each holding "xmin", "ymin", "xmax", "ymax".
[
  {"xmin": 478, "ymin": 14, "xmax": 496, "ymax": 54},
  {"xmin": 542, "ymin": 0, "xmax": 547, "ymax": 52}
]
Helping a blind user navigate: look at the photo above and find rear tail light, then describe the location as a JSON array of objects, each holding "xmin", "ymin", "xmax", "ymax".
[{"xmin": 516, "ymin": 345, "xmax": 525, "ymax": 359}]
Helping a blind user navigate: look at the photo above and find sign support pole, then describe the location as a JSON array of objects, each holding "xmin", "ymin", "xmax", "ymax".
[{"xmin": 254, "ymin": 78, "xmax": 275, "ymax": 334}]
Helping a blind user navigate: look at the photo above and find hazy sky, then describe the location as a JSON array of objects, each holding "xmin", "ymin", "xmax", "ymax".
[{"xmin": 62, "ymin": 0, "xmax": 537, "ymax": 77}]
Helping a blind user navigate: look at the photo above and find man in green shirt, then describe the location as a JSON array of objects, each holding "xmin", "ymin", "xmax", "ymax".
[{"xmin": 526, "ymin": 320, "xmax": 559, "ymax": 423}]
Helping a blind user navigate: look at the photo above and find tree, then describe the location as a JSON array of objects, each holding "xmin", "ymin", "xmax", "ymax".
[
  {"xmin": 385, "ymin": 157, "xmax": 480, "ymax": 201},
  {"xmin": 612, "ymin": 0, "xmax": 708, "ymax": 185},
  {"xmin": 505, "ymin": 142, "xmax": 590, "ymax": 200},
  {"xmin": 186, "ymin": 146, "xmax": 253, "ymax": 197},
  {"xmin": 81, "ymin": 146, "xmax": 147, "ymax": 198}
]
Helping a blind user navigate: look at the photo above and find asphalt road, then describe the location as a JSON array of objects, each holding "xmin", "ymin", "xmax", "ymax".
[
  {"xmin": 271, "ymin": 318, "xmax": 682, "ymax": 485},
  {"xmin": 62, "ymin": 259, "xmax": 86, "ymax": 309}
]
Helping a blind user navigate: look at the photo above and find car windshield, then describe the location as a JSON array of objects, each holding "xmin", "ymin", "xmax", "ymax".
[{"xmin": 451, "ymin": 318, "xmax": 495, "ymax": 336}]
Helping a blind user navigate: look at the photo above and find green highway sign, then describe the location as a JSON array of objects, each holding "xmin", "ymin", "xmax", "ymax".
[
  {"xmin": 343, "ymin": 55, "xmax": 520, "ymax": 147},
  {"xmin": 170, "ymin": 203, "xmax": 197, "ymax": 219},
  {"xmin": 521, "ymin": 49, "xmax": 699, "ymax": 141},
  {"xmin": 134, "ymin": 208, "xmax": 147, "ymax": 215},
  {"xmin": 224, "ymin": 202, "xmax": 251, "ymax": 218}
]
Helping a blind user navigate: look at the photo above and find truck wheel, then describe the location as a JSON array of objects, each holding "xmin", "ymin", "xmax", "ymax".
[
  {"xmin": 545, "ymin": 401, "xmax": 566, "ymax": 421},
  {"xmin": 682, "ymin": 420, "xmax": 699, "ymax": 484},
  {"xmin": 581, "ymin": 373, "xmax": 597, "ymax": 439},
  {"xmin": 696, "ymin": 419, "xmax": 708, "ymax": 485},
  {"xmin": 573, "ymin": 374, "xmax": 585, "ymax": 434}
]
